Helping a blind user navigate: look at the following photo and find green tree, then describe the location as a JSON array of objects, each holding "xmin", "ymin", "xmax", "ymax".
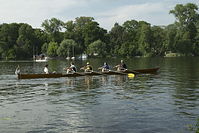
[
  {"xmin": 164, "ymin": 24, "xmax": 178, "ymax": 53},
  {"xmin": 151, "ymin": 26, "xmax": 166, "ymax": 56},
  {"xmin": 33, "ymin": 29, "xmax": 48, "ymax": 55},
  {"xmin": 137, "ymin": 21, "xmax": 152, "ymax": 56},
  {"xmin": 122, "ymin": 20, "xmax": 140, "ymax": 56},
  {"xmin": 193, "ymin": 21, "xmax": 199, "ymax": 55},
  {"xmin": 170, "ymin": 3, "xmax": 198, "ymax": 29},
  {"xmin": 118, "ymin": 41, "xmax": 137, "ymax": 57},
  {"xmin": 0, "ymin": 23, "xmax": 20, "ymax": 59},
  {"xmin": 47, "ymin": 42, "xmax": 58, "ymax": 57},
  {"xmin": 41, "ymin": 43, "xmax": 48, "ymax": 54},
  {"xmin": 16, "ymin": 24, "xmax": 35, "ymax": 59},
  {"xmin": 64, "ymin": 17, "xmax": 107, "ymax": 55},
  {"xmin": 87, "ymin": 40, "xmax": 107, "ymax": 57},
  {"xmin": 109, "ymin": 23, "xmax": 127, "ymax": 56},
  {"xmin": 57, "ymin": 39, "xmax": 77, "ymax": 57},
  {"xmin": 41, "ymin": 18, "xmax": 64, "ymax": 43},
  {"xmin": 123, "ymin": 20, "xmax": 139, "ymax": 40},
  {"xmin": 170, "ymin": 3, "xmax": 199, "ymax": 55}
]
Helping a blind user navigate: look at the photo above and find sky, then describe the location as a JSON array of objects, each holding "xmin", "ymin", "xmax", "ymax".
[{"xmin": 0, "ymin": 0, "xmax": 198, "ymax": 30}]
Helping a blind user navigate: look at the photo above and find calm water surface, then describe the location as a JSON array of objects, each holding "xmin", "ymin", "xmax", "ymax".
[{"xmin": 0, "ymin": 57, "xmax": 199, "ymax": 133}]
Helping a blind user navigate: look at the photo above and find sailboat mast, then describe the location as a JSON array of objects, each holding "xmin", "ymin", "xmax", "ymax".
[
  {"xmin": 71, "ymin": 45, "xmax": 75, "ymax": 60},
  {"xmin": 73, "ymin": 45, "xmax": 74, "ymax": 57}
]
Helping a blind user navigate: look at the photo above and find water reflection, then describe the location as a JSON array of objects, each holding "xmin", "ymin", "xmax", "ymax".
[
  {"xmin": 84, "ymin": 76, "xmax": 93, "ymax": 89},
  {"xmin": 114, "ymin": 75, "xmax": 128, "ymax": 86},
  {"xmin": 64, "ymin": 77, "xmax": 76, "ymax": 87},
  {"xmin": 1, "ymin": 58, "xmax": 199, "ymax": 133},
  {"xmin": 100, "ymin": 76, "xmax": 109, "ymax": 85}
]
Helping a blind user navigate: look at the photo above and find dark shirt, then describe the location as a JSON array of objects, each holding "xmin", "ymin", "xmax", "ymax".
[
  {"xmin": 72, "ymin": 66, "xmax": 77, "ymax": 72},
  {"xmin": 121, "ymin": 63, "xmax": 127, "ymax": 69},
  {"xmin": 103, "ymin": 64, "xmax": 110, "ymax": 69}
]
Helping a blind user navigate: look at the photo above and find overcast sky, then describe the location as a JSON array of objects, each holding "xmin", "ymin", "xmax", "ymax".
[{"xmin": 0, "ymin": 0, "xmax": 198, "ymax": 30}]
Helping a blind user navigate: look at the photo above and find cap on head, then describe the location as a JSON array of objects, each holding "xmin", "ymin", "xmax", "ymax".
[{"xmin": 87, "ymin": 62, "xmax": 89, "ymax": 65}]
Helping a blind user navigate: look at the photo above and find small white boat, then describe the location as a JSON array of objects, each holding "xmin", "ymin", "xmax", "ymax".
[
  {"xmin": 79, "ymin": 54, "xmax": 87, "ymax": 60},
  {"xmin": 35, "ymin": 57, "xmax": 48, "ymax": 62},
  {"xmin": 66, "ymin": 57, "xmax": 70, "ymax": 60},
  {"xmin": 34, "ymin": 54, "xmax": 48, "ymax": 62},
  {"xmin": 71, "ymin": 56, "xmax": 75, "ymax": 60}
]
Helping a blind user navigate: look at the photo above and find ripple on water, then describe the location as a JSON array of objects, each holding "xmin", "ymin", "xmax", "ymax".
[{"xmin": 1, "ymin": 61, "xmax": 199, "ymax": 133}]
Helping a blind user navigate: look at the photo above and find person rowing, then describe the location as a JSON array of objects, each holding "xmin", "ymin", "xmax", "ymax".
[
  {"xmin": 98, "ymin": 62, "xmax": 110, "ymax": 72},
  {"xmin": 81, "ymin": 62, "xmax": 93, "ymax": 72},
  {"xmin": 115, "ymin": 60, "xmax": 127, "ymax": 71},
  {"xmin": 15, "ymin": 65, "xmax": 20, "ymax": 75},
  {"xmin": 64, "ymin": 62, "xmax": 77, "ymax": 74},
  {"xmin": 44, "ymin": 64, "xmax": 49, "ymax": 74}
]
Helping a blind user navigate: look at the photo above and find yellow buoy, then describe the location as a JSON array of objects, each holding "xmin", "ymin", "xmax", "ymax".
[{"xmin": 128, "ymin": 73, "xmax": 135, "ymax": 78}]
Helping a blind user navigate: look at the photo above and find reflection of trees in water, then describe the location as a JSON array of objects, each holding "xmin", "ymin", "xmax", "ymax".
[
  {"xmin": 173, "ymin": 84, "xmax": 199, "ymax": 114},
  {"xmin": 84, "ymin": 76, "xmax": 93, "ymax": 89},
  {"xmin": 100, "ymin": 76, "xmax": 109, "ymax": 85},
  {"xmin": 95, "ymin": 75, "xmax": 128, "ymax": 87},
  {"xmin": 114, "ymin": 75, "xmax": 128, "ymax": 86},
  {"xmin": 65, "ymin": 77, "xmax": 76, "ymax": 87},
  {"xmin": 169, "ymin": 58, "xmax": 199, "ymax": 116}
]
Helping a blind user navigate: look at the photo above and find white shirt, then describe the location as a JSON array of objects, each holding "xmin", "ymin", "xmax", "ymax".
[
  {"xmin": 70, "ymin": 65, "xmax": 77, "ymax": 72},
  {"xmin": 44, "ymin": 67, "xmax": 49, "ymax": 74},
  {"xmin": 15, "ymin": 68, "xmax": 20, "ymax": 75}
]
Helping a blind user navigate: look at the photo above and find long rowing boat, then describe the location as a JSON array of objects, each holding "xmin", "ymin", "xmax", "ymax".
[
  {"xmin": 124, "ymin": 67, "xmax": 159, "ymax": 74},
  {"xmin": 17, "ymin": 67, "xmax": 159, "ymax": 79}
]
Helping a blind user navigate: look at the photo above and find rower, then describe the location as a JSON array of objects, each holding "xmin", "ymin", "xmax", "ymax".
[
  {"xmin": 15, "ymin": 65, "xmax": 20, "ymax": 75},
  {"xmin": 44, "ymin": 64, "xmax": 49, "ymax": 74},
  {"xmin": 115, "ymin": 60, "xmax": 127, "ymax": 71},
  {"xmin": 98, "ymin": 62, "xmax": 110, "ymax": 72},
  {"xmin": 81, "ymin": 62, "xmax": 93, "ymax": 72},
  {"xmin": 64, "ymin": 62, "xmax": 77, "ymax": 74}
]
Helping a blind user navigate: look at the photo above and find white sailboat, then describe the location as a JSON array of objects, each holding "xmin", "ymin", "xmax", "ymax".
[
  {"xmin": 78, "ymin": 53, "xmax": 87, "ymax": 60},
  {"xmin": 66, "ymin": 49, "xmax": 70, "ymax": 60},
  {"xmin": 34, "ymin": 54, "xmax": 48, "ymax": 62},
  {"xmin": 66, "ymin": 45, "xmax": 75, "ymax": 60},
  {"xmin": 33, "ymin": 46, "xmax": 48, "ymax": 62},
  {"xmin": 71, "ymin": 45, "xmax": 75, "ymax": 60}
]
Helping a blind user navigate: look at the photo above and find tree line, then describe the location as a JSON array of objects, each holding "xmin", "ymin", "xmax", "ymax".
[{"xmin": 0, "ymin": 3, "xmax": 199, "ymax": 60}]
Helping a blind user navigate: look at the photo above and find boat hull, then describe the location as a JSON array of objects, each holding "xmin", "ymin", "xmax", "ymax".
[
  {"xmin": 18, "ymin": 73, "xmax": 84, "ymax": 79},
  {"xmin": 18, "ymin": 67, "xmax": 159, "ymax": 79}
]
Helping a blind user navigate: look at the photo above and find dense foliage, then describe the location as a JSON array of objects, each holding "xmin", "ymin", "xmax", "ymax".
[{"xmin": 0, "ymin": 3, "xmax": 198, "ymax": 60}]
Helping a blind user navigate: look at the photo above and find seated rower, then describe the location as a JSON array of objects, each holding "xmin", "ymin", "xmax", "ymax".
[
  {"xmin": 81, "ymin": 62, "xmax": 93, "ymax": 72},
  {"xmin": 44, "ymin": 64, "xmax": 49, "ymax": 74},
  {"xmin": 115, "ymin": 60, "xmax": 127, "ymax": 71},
  {"xmin": 64, "ymin": 62, "xmax": 77, "ymax": 74},
  {"xmin": 98, "ymin": 62, "xmax": 110, "ymax": 72},
  {"xmin": 15, "ymin": 65, "xmax": 20, "ymax": 75}
]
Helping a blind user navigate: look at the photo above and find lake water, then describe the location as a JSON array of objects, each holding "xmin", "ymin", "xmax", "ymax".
[{"xmin": 0, "ymin": 57, "xmax": 199, "ymax": 133}]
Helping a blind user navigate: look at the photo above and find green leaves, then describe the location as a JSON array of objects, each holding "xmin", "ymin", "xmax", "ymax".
[
  {"xmin": 169, "ymin": 3, "xmax": 199, "ymax": 56},
  {"xmin": 87, "ymin": 40, "xmax": 107, "ymax": 57},
  {"xmin": 57, "ymin": 39, "xmax": 77, "ymax": 57},
  {"xmin": 0, "ymin": 3, "xmax": 198, "ymax": 60},
  {"xmin": 47, "ymin": 42, "xmax": 58, "ymax": 57}
]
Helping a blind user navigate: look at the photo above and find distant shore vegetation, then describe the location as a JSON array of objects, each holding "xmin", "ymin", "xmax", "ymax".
[{"xmin": 0, "ymin": 3, "xmax": 199, "ymax": 60}]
